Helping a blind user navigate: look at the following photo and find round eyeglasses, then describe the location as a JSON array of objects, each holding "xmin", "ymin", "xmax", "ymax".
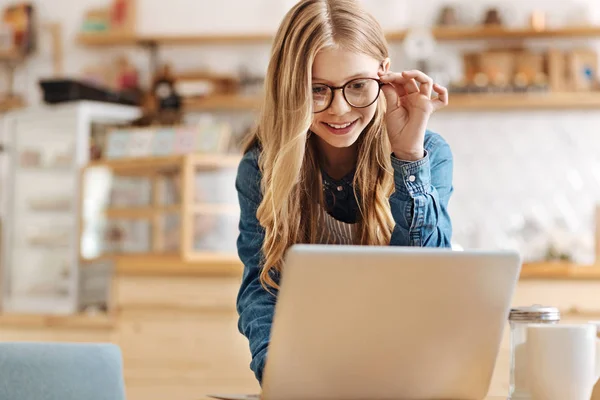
[{"xmin": 312, "ymin": 78, "xmax": 384, "ymax": 113}]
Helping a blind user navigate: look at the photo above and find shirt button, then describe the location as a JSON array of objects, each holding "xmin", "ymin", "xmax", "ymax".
[
  {"xmin": 337, "ymin": 185, "xmax": 344, "ymax": 191},
  {"xmin": 408, "ymin": 175, "xmax": 416, "ymax": 182}
]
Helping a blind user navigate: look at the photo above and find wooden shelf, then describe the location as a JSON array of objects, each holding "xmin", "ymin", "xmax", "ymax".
[
  {"xmin": 105, "ymin": 205, "xmax": 180, "ymax": 219},
  {"xmin": 110, "ymin": 258, "xmax": 600, "ymax": 279},
  {"xmin": 112, "ymin": 253, "xmax": 242, "ymax": 277},
  {"xmin": 0, "ymin": 313, "xmax": 115, "ymax": 330},
  {"xmin": 88, "ymin": 154, "xmax": 183, "ymax": 172},
  {"xmin": 445, "ymin": 92, "xmax": 600, "ymax": 111},
  {"xmin": 86, "ymin": 256, "xmax": 600, "ymax": 280},
  {"xmin": 77, "ymin": 26, "xmax": 600, "ymax": 47},
  {"xmin": 104, "ymin": 204, "xmax": 239, "ymax": 218},
  {"xmin": 430, "ymin": 25, "xmax": 600, "ymax": 40},
  {"xmin": 189, "ymin": 153, "xmax": 241, "ymax": 168},
  {"xmin": 179, "ymin": 92, "xmax": 600, "ymax": 112},
  {"xmin": 184, "ymin": 94, "xmax": 261, "ymax": 111},
  {"xmin": 87, "ymin": 154, "xmax": 241, "ymax": 174},
  {"xmin": 193, "ymin": 203, "xmax": 239, "ymax": 214},
  {"xmin": 388, "ymin": 26, "xmax": 600, "ymax": 41},
  {"xmin": 77, "ymin": 32, "xmax": 274, "ymax": 46},
  {"xmin": 521, "ymin": 261, "xmax": 600, "ymax": 280},
  {"xmin": 0, "ymin": 96, "xmax": 25, "ymax": 112},
  {"xmin": 21, "ymin": 166, "xmax": 71, "ymax": 172},
  {"xmin": 186, "ymin": 92, "xmax": 600, "ymax": 112},
  {"xmin": 0, "ymin": 48, "xmax": 22, "ymax": 61},
  {"xmin": 77, "ymin": 32, "xmax": 139, "ymax": 46}
]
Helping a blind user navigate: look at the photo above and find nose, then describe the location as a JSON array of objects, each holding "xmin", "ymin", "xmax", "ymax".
[{"xmin": 327, "ymin": 88, "xmax": 351, "ymax": 116}]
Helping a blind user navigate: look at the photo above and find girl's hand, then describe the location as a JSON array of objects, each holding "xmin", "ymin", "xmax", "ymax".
[{"xmin": 378, "ymin": 70, "xmax": 448, "ymax": 161}]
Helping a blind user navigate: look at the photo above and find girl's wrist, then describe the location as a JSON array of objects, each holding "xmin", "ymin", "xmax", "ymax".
[{"xmin": 391, "ymin": 147, "xmax": 425, "ymax": 162}]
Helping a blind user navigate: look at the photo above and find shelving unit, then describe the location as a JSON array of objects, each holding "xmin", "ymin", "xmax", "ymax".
[
  {"xmin": 76, "ymin": 25, "xmax": 600, "ymax": 112},
  {"xmin": 80, "ymin": 153, "xmax": 241, "ymax": 267},
  {"xmin": 1, "ymin": 101, "xmax": 141, "ymax": 314}
]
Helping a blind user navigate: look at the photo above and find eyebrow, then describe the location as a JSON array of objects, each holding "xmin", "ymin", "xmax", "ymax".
[{"xmin": 312, "ymin": 71, "xmax": 375, "ymax": 84}]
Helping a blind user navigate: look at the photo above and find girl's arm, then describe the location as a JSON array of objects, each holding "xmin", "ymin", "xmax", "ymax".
[
  {"xmin": 235, "ymin": 148, "xmax": 275, "ymax": 384},
  {"xmin": 388, "ymin": 130, "xmax": 454, "ymax": 247}
]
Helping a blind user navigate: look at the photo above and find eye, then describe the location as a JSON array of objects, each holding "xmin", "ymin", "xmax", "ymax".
[
  {"xmin": 312, "ymin": 86, "xmax": 328, "ymax": 95},
  {"xmin": 348, "ymin": 80, "xmax": 367, "ymax": 90}
]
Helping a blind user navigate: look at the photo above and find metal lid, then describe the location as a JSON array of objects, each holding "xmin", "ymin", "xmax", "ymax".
[{"xmin": 509, "ymin": 305, "xmax": 560, "ymax": 322}]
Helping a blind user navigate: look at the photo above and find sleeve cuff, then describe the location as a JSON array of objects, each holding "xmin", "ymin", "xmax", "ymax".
[
  {"xmin": 391, "ymin": 150, "xmax": 432, "ymax": 197},
  {"xmin": 252, "ymin": 348, "xmax": 267, "ymax": 384}
]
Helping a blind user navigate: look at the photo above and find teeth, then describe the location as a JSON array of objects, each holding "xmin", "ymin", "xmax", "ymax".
[{"xmin": 326, "ymin": 121, "xmax": 353, "ymax": 129}]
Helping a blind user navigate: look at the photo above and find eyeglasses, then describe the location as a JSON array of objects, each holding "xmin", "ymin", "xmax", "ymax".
[{"xmin": 312, "ymin": 78, "xmax": 384, "ymax": 113}]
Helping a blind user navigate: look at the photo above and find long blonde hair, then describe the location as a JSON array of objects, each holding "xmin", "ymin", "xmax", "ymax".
[{"xmin": 243, "ymin": 0, "xmax": 395, "ymax": 290}]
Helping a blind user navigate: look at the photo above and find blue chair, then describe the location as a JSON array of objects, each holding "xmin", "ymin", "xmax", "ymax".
[{"xmin": 0, "ymin": 342, "xmax": 126, "ymax": 400}]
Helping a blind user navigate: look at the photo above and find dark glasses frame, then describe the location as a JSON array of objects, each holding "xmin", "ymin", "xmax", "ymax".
[{"xmin": 312, "ymin": 77, "xmax": 385, "ymax": 114}]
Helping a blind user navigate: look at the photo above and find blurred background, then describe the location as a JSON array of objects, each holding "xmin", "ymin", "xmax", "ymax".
[{"xmin": 0, "ymin": 0, "xmax": 600, "ymax": 399}]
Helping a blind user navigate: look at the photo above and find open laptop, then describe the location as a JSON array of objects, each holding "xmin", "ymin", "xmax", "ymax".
[{"xmin": 211, "ymin": 244, "xmax": 521, "ymax": 400}]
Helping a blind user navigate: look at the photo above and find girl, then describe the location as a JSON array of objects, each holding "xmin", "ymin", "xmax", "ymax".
[{"xmin": 236, "ymin": 0, "xmax": 453, "ymax": 383}]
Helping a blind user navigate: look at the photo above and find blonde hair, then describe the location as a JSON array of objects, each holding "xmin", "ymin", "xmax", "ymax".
[{"xmin": 243, "ymin": 0, "xmax": 395, "ymax": 290}]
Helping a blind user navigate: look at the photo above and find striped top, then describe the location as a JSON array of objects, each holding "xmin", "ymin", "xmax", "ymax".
[{"xmin": 316, "ymin": 206, "xmax": 358, "ymax": 245}]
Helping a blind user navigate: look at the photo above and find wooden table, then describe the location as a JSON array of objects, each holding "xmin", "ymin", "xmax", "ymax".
[
  {"xmin": 196, "ymin": 347, "xmax": 512, "ymax": 399},
  {"xmin": 199, "ymin": 396, "xmax": 508, "ymax": 399}
]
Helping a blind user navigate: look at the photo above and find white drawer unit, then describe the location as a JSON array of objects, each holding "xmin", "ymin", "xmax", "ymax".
[{"xmin": 1, "ymin": 101, "xmax": 140, "ymax": 314}]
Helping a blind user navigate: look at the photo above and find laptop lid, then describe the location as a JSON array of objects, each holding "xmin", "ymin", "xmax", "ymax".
[{"xmin": 261, "ymin": 244, "xmax": 521, "ymax": 400}]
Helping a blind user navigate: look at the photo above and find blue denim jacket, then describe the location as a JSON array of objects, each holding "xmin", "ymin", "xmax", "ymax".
[{"xmin": 235, "ymin": 130, "xmax": 453, "ymax": 384}]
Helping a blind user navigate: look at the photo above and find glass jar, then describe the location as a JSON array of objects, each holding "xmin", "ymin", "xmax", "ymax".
[{"xmin": 509, "ymin": 305, "xmax": 560, "ymax": 399}]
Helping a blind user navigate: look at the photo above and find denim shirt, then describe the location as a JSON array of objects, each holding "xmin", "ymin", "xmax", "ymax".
[{"xmin": 235, "ymin": 130, "xmax": 454, "ymax": 384}]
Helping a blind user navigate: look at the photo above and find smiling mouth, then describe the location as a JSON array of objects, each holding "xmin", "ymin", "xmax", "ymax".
[
  {"xmin": 321, "ymin": 119, "xmax": 359, "ymax": 135},
  {"xmin": 325, "ymin": 121, "xmax": 355, "ymax": 129}
]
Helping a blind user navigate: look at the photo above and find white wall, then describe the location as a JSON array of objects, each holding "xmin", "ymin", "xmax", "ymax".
[{"xmin": 3, "ymin": 0, "xmax": 600, "ymax": 263}]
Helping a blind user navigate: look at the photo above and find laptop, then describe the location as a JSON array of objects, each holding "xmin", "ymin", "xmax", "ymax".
[{"xmin": 211, "ymin": 244, "xmax": 521, "ymax": 400}]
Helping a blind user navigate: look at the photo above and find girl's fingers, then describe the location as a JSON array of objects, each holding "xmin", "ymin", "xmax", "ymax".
[
  {"xmin": 381, "ymin": 83, "xmax": 399, "ymax": 109},
  {"xmin": 432, "ymin": 83, "xmax": 449, "ymax": 111},
  {"xmin": 379, "ymin": 72, "xmax": 409, "ymax": 84},
  {"xmin": 379, "ymin": 72, "xmax": 419, "ymax": 94},
  {"xmin": 389, "ymin": 82, "xmax": 408, "ymax": 97},
  {"xmin": 379, "ymin": 71, "xmax": 443, "ymax": 104},
  {"xmin": 403, "ymin": 78, "xmax": 419, "ymax": 94},
  {"xmin": 402, "ymin": 70, "xmax": 433, "ymax": 97}
]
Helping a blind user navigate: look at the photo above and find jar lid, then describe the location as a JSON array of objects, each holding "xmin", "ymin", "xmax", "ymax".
[{"xmin": 509, "ymin": 305, "xmax": 560, "ymax": 322}]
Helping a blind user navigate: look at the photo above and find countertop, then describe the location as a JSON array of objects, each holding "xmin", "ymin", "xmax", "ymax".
[
  {"xmin": 520, "ymin": 261, "xmax": 600, "ymax": 280},
  {"xmin": 0, "ymin": 313, "xmax": 115, "ymax": 329},
  {"xmin": 104, "ymin": 253, "xmax": 600, "ymax": 281}
]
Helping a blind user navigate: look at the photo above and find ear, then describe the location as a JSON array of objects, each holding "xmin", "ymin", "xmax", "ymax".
[{"xmin": 380, "ymin": 57, "xmax": 391, "ymax": 74}]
